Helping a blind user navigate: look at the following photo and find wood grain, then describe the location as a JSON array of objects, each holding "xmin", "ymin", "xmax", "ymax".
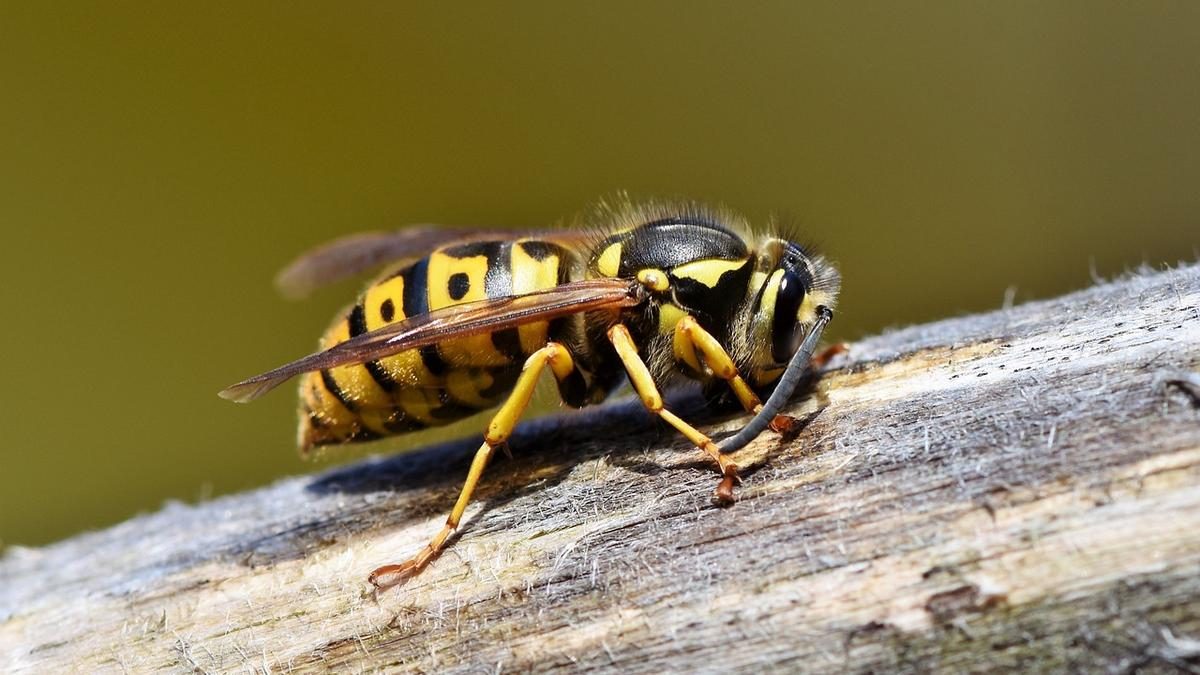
[{"xmin": 3, "ymin": 264, "xmax": 1200, "ymax": 674}]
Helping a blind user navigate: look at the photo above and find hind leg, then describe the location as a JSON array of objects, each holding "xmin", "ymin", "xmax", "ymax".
[
  {"xmin": 369, "ymin": 341, "xmax": 580, "ymax": 589},
  {"xmin": 608, "ymin": 323, "xmax": 743, "ymax": 504}
]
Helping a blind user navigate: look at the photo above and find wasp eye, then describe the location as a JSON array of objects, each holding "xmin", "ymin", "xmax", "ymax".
[{"xmin": 771, "ymin": 271, "xmax": 807, "ymax": 363}]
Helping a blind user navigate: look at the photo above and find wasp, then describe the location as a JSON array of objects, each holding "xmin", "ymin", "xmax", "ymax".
[{"xmin": 221, "ymin": 198, "xmax": 840, "ymax": 589}]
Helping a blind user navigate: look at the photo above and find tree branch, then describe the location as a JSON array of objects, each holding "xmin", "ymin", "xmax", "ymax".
[{"xmin": 3, "ymin": 264, "xmax": 1200, "ymax": 673}]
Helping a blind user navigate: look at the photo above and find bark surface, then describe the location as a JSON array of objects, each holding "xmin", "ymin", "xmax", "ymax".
[{"xmin": 3, "ymin": 265, "xmax": 1200, "ymax": 674}]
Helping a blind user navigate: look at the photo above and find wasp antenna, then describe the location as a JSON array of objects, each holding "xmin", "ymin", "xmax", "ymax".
[{"xmin": 717, "ymin": 306, "xmax": 833, "ymax": 454}]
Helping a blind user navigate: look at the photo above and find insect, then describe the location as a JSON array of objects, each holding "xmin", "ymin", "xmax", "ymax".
[{"xmin": 221, "ymin": 198, "xmax": 840, "ymax": 589}]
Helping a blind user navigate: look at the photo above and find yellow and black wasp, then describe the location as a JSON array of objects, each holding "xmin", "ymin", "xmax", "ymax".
[{"xmin": 221, "ymin": 198, "xmax": 840, "ymax": 589}]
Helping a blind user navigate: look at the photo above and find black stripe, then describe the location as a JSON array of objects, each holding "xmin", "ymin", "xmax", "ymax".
[
  {"xmin": 442, "ymin": 241, "xmax": 494, "ymax": 259},
  {"xmin": 556, "ymin": 252, "xmax": 572, "ymax": 285},
  {"xmin": 364, "ymin": 361, "xmax": 398, "ymax": 392},
  {"xmin": 305, "ymin": 408, "xmax": 331, "ymax": 430},
  {"xmin": 490, "ymin": 328, "xmax": 525, "ymax": 362},
  {"xmin": 320, "ymin": 369, "xmax": 357, "ymax": 412},
  {"xmin": 417, "ymin": 345, "xmax": 447, "ymax": 375},
  {"xmin": 617, "ymin": 218, "xmax": 748, "ymax": 277},
  {"xmin": 348, "ymin": 303, "xmax": 367, "ymax": 337},
  {"xmin": 556, "ymin": 367, "xmax": 588, "ymax": 408},
  {"xmin": 518, "ymin": 240, "xmax": 556, "ymax": 261},
  {"xmin": 545, "ymin": 250, "xmax": 574, "ymax": 343},
  {"xmin": 641, "ymin": 215, "xmax": 736, "ymax": 236},
  {"xmin": 484, "ymin": 243, "xmax": 523, "ymax": 361},
  {"xmin": 348, "ymin": 302, "xmax": 399, "ymax": 391},
  {"xmin": 483, "ymin": 242, "xmax": 513, "ymax": 297},
  {"xmin": 384, "ymin": 408, "xmax": 426, "ymax": 433},
  {"xmin": 306, "ymin": 425, "xmax": 382, "ymax": 448},
  {"xmin": 401, "ymin": 258, "xmax": 430, "ymax": 315},
  {"xmin": 669, "ymin": 260, "xmax": 753, "ymax": 332},
  {"xmin": 402, "ymin": 258, "xmax": 450, "ymax": 375}
]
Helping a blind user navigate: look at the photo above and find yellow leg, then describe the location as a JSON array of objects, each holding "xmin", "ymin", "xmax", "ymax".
[
  {"xmin": 674, "ymin": 316, "xmax": 764, "ymax": 413},
  {"xmin": 608, "ymin": 323, "xmax": 741, "ymax": 504},
  {"xmin": 369, "ymin": 342, "xmax": 578, "ymax": 589},
  {"xmin": 674, "ymin": 315, "xmax": 799, "ymax": 434}
]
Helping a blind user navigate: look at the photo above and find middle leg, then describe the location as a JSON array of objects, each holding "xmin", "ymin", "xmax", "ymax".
[{"xmin": 608, "ymin": 323, "xmax": 741, "ymax": 503}]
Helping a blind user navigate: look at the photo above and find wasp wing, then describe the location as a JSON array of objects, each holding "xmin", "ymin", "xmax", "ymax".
[
  {"xmin": 220, "ymin": 278, "xmax": 639, "ymax": 403},
  {"xmin": 275, "ymin": 226, "xmax": 590, "ymax": 299}
]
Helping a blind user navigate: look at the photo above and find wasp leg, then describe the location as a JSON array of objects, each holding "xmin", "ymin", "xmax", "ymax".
[
  {"xmin": 673, "ymin": 315, "xmax": 790, "ymax": 433},
  {"xmin": 608, "ymin": 323, "xmax": 741, "ymax": 504},
  {"xmin": 677, "ymin": 316, "xmax": 847, "ymax": 435},
  {"xmin": 368, "ymin": 341, "xmax": 579, "ymax": 590}
]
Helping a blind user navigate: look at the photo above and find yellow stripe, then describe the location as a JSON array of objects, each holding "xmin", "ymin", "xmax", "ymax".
[
  {"xmin": 397, "ymin": 387, "xmax": 443, "ymax": 425},
  {"xmin": 595, "ymin": 242, "xmax": 622, "ymax": 278},
  {"xmin": 363, "ymin": 276, "xmax": 407, "ymax": 330},
  {"xmin": 511, "ymin": 240, "xmax": 558, "ymax": 353},
  {"xmin": 749, "ymin": 271, "xmax": 768, "ymax": 294},
  {"xmin": 671, "ymin": 258, "xmax": 748, "ymax": 288},
  {"xmin": 750, "ymin": 270, "xmax": 787, "ymax": 385},
  {"xmin": 657, "ymin": 302, "xmax": 688, "ymax": 336},
  {"xmin": 321, "ymin": 320, "xmax": 393, "ymax": 412},
  {"xmin": 446, "ymin": 369, "xmax": 498, "ymax": 409},
  {"xmin": 759, "ymin": 270, "xmax": 784, "ymax": 317},
  {"xmin": 298, "ymin": 374, "xmax": 359, "ymax": 449},
  {"xmin": 363, "ymin": 274, "xmax": 438, "ymax": 387},
  {"xmin": 300, "ymin": 373, "xmax": 357, "ymax": 428},
  {"xmin": 427, "ymin": 250, "xmax": 509, "ymax": 367}
]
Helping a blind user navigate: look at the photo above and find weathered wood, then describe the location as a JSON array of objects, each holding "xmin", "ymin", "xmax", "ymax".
[{"xmin": 3, "ymin": 264, "xmax": 1200, "ymax": 674}]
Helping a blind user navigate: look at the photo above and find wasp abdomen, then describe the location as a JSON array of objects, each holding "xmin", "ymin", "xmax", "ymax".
[{"xmin": 298, "ymin": 239, "xmax": 573, "ymax": 450}]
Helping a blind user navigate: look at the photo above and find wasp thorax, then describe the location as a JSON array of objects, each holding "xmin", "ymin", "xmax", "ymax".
[{"xmin": 590, "ymin": 215, "xmax": 758, "ymax": 335}]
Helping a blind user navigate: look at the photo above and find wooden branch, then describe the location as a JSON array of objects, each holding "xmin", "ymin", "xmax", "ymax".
[{"xmin": 4, "ymin": 265, "xmax": 1200, "ymax": 673}]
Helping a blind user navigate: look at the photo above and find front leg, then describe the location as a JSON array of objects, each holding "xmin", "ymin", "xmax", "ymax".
[
  {"xmin": 673, "ymin": 315, "xmax": 796, "ymax": 433},
  {"xmin": 607, "ymin": 323, "xmax": 741, "ymax": 504},
  {"xmin": 675, "ymin": 315, "xmax": 849, "ymax": 434}
]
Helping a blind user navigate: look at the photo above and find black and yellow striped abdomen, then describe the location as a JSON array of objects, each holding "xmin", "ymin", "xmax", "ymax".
[{"xmin": 299, "ymin": 239, "xmax": 575, "ymax": 451}]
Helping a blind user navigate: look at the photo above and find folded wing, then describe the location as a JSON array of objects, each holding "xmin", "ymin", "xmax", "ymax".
[{"xmin": 220, "ymin": 278, "xmax": 640, "ymax": 402}]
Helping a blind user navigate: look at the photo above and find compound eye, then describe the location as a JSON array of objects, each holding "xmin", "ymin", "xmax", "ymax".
[{"xmin": 771, "ymin": 271, "xmax": 807, "ymax": 363}]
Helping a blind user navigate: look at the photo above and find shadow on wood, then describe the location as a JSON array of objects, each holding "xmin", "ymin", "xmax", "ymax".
[{"xmin": 2, "ymin": 264, "xmax": 1199, "ymax": 673}]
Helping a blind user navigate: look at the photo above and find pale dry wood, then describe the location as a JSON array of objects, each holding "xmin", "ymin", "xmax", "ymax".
[{"xmin": 3, "ymin": 264, "xmax": 1200, "ymax": 674}]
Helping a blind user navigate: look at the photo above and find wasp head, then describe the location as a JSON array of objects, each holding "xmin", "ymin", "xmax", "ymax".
[{"xmin": 738, "ymin": 238, "xmax": 840, "ymax": 385}]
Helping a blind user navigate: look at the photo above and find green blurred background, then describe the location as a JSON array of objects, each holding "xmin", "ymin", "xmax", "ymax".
[{"xmin": 2, "ymin": 2, "xmax": 1197, "ymax": 548}]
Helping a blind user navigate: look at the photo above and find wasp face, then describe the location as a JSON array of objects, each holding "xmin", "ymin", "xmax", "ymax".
[{"xmin": 741, "ymin": 238, "xmax": 840, "ymax": 384}]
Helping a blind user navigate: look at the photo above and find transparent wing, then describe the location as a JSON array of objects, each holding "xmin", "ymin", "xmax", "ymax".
[
  {"xmin": 220, "ymin": 278, "xmax": 640, "ymax": 402},
  {"xmin": 274, "ymin": 226, "xmax": 589, "ymax": 299}
]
